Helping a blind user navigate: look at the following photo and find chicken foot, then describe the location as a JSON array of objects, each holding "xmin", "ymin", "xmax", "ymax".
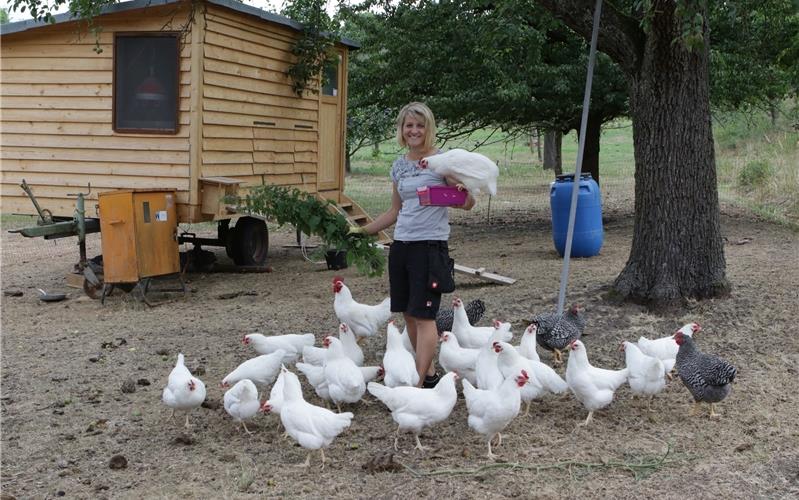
[
  {"xmin": 552, "ymin": 349, "xmax": 563, "ymax": 365},
  {"xmin": 708, "ymin": 403, "xmax": 721, "ymax": 419},
  {"xmin": 241, "ymin": 421, "xmax": 253, "ymax": 435},
  {"xmin": 577, "ymin": 411, "xmax": 594, "ymax": 427},
  {"xmin": 486, "ymin": 436, "xmax": 498, "ymax": 460},
  {"xmin": 414, "ymin": 435, "xmax": 429, "ymax": 452}
]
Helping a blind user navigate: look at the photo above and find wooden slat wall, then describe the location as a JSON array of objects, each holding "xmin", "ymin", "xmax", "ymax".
[
  {"xmin": 201, "ymin": 6, "xmax": 319, "ymax": 193},
  {"xmin": 0, "ymin": 5, "xmax": 193, "ymax": 218}
]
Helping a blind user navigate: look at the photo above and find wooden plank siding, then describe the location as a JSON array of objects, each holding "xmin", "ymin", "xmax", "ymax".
[
  {"xmin": 201, "ymin": 5, "xmax": 319, "ymax": 195},
  {"xmin": 0, "ymin": 4, "xmax": 194, "ymax": 219}
]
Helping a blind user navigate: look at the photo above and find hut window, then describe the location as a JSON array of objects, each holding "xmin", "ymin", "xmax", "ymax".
[
  {"xmin": 113, "ymin": 33, "xmax": 179, "ymax": 134},
  {"xmin": 322, "ymin": 56, "xmax": 339, "ymax": 97}
]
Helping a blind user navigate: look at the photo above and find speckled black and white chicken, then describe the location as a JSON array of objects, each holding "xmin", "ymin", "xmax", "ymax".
[
  {"xmin": 436, "ymin": 298, "xmax": 486, "ymax": 335},
  {"xmin": 533, "ymin": 304, "xmax": 585, "ymax": 364},
  {"xmin": 674, "ymin": 331, "xmax": 736, "ymax": 418}
]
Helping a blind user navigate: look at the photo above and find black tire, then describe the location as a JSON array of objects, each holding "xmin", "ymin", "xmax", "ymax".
[{"xmin": 231, "ymin": 217, "xmax": 269, "ymax": 266}]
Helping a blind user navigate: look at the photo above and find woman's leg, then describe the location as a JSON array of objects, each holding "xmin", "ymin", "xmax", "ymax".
[{"xmin": 407, "ymin": 315, "xmax": 438, "ymax": 386}]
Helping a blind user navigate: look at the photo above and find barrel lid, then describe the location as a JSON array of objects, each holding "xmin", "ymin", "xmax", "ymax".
[{"xmin": 555, "ymin": 172, "xmax": 594, "ymax": 182}]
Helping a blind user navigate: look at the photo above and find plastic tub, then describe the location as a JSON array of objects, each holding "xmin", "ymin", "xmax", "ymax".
[{"xmin": 417, "ymin": 185, "xmax": 468, "ymax": 206}]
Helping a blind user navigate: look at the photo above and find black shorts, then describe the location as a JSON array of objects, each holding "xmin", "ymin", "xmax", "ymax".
[{"xmin": 389, "ymin": 240, "xmax": 454, "ymax": 319}]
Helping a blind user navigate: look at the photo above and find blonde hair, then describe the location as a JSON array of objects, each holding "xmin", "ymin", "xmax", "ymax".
[{"xmin": 395, "ymin": 102, "xmax": 437, "ymax": 150}]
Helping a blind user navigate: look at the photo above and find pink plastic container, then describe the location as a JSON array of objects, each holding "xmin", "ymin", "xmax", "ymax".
[{"xmin": 417, "ymin": 185, "xmax": 468, "ymax": 206}]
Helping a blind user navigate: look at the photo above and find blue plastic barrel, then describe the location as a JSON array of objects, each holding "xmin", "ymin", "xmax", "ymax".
[{"xmin": 550, "ymin": 173, "xmax": 604, "ymax": 257}]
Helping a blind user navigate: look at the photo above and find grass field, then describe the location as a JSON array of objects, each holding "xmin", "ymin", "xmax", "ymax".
[{"xmin": 345, "ymin": 106, "xmax": 799, "ymax": 230}]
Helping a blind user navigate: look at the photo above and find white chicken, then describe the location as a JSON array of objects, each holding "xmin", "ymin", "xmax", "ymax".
[
  {"xmin": 517, "ymin": 323, "xmax": 541, "ymax": 363},
  {"xmin": 367, "ymin": 372, "xmax": 459, "ymax": 451},
  {"xmin": 221, "ymin": 350, "xmax": 285, "ymax": 394},
  {"xmin": 475, "ymin": 330, "xmax": 506, "ymax": 390},
  {"xmin": 495, "ymin": 341, "xmax": 568, "ymax": 416},
  {"xmin": 420, "ymin": 148, "xmax": 499, "ymax": 196},
  {"xmin": 332, "ymin": 277, "xmax": 391, "ymax": 343},
  {"xmin": 322, "ymin": 336, "xmax": 367, "ymax": 410},
  {"xmin": 565, "ymin": 340, "xmax": 629, "ymax": 426},
  {"xmin": 400, "ymin": 326, "xmax": 417, "ymax": 359},
  {"xmin": 438, "ymin": 332, "xmax": 479, "ymax": 385},
  {"xmin": 452, "ymin": 297, "xmax": 511, "ymax": 348},
  {"xmin": 637, "ymin": 323, "xmax": 701, "ymax": 375},
  {"xmin": 223, "ymin": 379, "xmax": 261, "ymax": 434},
  {"xmin": 260, "ymin": 368, "xmax": 354, "ymax": 469},
  {"xmin": 620, "ymin": 341, "xmax": 667, "ymax": 409},
  {"xmin": 383, "ymin": 321, "xmax": 420, "ymax": 388},
  {"xmin": 302, "ymin": 324, "xmax": 364, "ymax": 367},
  {"xmin": 298, "ymin": 362, "xmax": 383, "ymax": 404},
  {"xmin": 162, "ymin": 353, "xmax": 207, "ymax": 429},
  {"xmin": 462, "ymin": 369, "xmax": 530, "ymax": 459},
  {"xmin": 242, "ymin": 333, "xmax": 314, "ymax": 364}
]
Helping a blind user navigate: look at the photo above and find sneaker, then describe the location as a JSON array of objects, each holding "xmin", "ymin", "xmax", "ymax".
[{"xmin": 422, "ymin": 372, "xmax": 441, "ymax": 389}]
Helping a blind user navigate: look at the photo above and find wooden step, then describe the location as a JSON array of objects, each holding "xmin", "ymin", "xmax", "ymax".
[{"xmin": 319, "ymin": 193, "xmax": 392, "ymax": 245}]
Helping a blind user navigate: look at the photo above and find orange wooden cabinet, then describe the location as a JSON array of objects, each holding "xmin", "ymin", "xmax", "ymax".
[{"xmin": 98, "ymin": 190, "xmax": 180, "ymax": 284}]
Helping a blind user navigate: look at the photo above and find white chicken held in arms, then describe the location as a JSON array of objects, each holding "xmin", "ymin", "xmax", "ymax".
[
  {"xmin": 463, "ymin": 369, "xmax": 529, "ymax": 459},
  {"xmin": 223, "ymin": 379, "xmax": 261, "ymax": 434},
  {"xmin": 420, "ymin": 149, "xmax": 499, "ymax": 196},
  {"xmin": 162, "ymin": 353, "xmax": 207, "ymax": 429},
  {"xmin": 367, "ymin": 372, "xmax": 459, "ymax": 451},
  {"xmin": 260, "ymin": 369, "xmax": 353, "ymax": 469},
  {"xmin": 637, "ymin": 323, "xmax": 701, "ymax": 375},
  {"xmin": 322, "ymin": 336, "xmax": 367, "ymax": 410},
  {"xmin": 566, "ymin": 340, "xmax": 629, "ymax": 426},
  {"xmin": 620, "ymin": 341, "xmax": 667, "ymax": 409},
  {"xmin": 242, "ymin": 333, "xmax": 314, "ymax": 364},
  {"xmin": 332, "ymin": 277, "xmax": 391, "ymax": 343},
  {"xmin": 383, "ymin": 321, "xmax": 420, "ymax": 388}
]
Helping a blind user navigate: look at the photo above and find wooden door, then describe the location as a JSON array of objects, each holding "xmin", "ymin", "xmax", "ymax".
[
  {"xmin": 99, "ymin": 191, "xmax": 139, "ymax": 283},
  {"xmin": 317, "ymin": 52, "xmax": 343, "ymax": 192},
  {"xmin": 133, "ymin": 191, "xmax": 180, "ymax": 278}
]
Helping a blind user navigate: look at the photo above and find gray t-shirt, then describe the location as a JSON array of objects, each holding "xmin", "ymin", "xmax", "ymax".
[{"xmin": 390, "ymin": 154, "xmax": 450, "ymax": 242}]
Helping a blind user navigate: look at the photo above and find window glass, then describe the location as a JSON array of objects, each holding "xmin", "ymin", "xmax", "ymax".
[
  {"xmin": 114, "ymin": 34, "xmax": 179, "ymax": 133},
  {"xmin": 322, "ymin": 56, "xmax": 339, "ymax": 97}
]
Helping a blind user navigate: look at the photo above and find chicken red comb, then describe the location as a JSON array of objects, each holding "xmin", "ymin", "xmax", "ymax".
[
  {"xmin": 332, "ymin": 276, "xmax": 344, "ymax": 284},
  {"xmin": 492, "ymin": 341, "xmax": 502, "ymax": 352},
  {"xmin": 521, "ymin": 369, "xmax": 529, "ymax": 380}
]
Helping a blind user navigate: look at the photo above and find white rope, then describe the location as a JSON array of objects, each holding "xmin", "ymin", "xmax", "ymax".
[{"xmin": 556, "ymin": 0, "xmax": 603, "ymax": 316}]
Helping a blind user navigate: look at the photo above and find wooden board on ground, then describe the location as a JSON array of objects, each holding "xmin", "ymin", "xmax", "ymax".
[{"xmin": 454, "ymin": 263, "xmax": 516, "ymax": 285}]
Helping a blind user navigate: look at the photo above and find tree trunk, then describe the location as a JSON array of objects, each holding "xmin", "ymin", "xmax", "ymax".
[
  {"xmin": 612, "ymin": 6, "xmax": 729, "ymax": 308},
  {"xmin": 543, "ymin": 130, "xmax": 562, "ymax": 175},
  {"xmin": 578, "ymin": 114, "xmax": 602, "ymax": 185}
]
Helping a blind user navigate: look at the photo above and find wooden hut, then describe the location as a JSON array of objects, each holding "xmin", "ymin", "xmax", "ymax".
[{"xmin": 1, "ymin": 0, "xmax": 378, "ymax": 265}]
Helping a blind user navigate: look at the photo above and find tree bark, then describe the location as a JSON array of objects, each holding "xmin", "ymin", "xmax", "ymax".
[
  {"xmin": 535, "ymin": 0, "xmax": 730, "ymax": 309},
  {"xmin": 543, "ymin": 130, "xmax": 562, "ymax": 175},
  {"xmin": 578, "ymin": 114, "xmax": 602, "ymax": 185}
]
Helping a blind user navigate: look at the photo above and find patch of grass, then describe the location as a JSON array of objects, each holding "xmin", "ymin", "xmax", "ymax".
[{"xmin": 737, "ymin": 160, "xmax": 773, "ymax": 189}]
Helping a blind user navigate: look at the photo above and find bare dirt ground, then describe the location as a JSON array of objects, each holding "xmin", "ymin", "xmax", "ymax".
[{"xmin": 2, "ymin": 197, "xmax": 798, "ymax": 499}]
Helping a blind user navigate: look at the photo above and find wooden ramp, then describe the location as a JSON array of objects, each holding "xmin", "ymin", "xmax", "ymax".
[
  {"xmin": 320, "ymin": 193, "xmax": 392, "ymax": 245},
  {"xmin": 454, "ymin": 263, "xmax": 516, "ymax": 285}
]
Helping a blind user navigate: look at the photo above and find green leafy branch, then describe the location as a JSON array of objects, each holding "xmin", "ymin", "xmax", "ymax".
[
  {"xmin": 236, "ymin": 184, "xmax": 385, "ymax": 277},
  {"xmin": 282, "ymin": 0, "xmax": 337, "ymax": 96}
]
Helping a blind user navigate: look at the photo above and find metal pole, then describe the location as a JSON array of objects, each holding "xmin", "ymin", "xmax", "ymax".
[{"xmin": 556, "ymin": 0, "xmax": 603, "ymax": 315}]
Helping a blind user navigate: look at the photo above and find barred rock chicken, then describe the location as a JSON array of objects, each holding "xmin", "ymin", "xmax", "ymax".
[
  {"xmin": 674, "ymin": 332, "xmax": 736, "ymax": 418},
  {"xmin": 383, "ymin": 321, "xmax": 419, "ymax": 388},
  {"xmin": 435, "ymin": 298, "xmax": 486, "ymax": 335},
  {"xmin": 367, "ymin": 372, "xmax": 459, "ymax": 451},
  {"xmin": 620, "ymin": 341, "xmax": 667, "ymax": 409},
  {"xmin": 162, "ymin": 353, "xmax": 207, "ymax": 429},
  {"xmin": 223, "ymin": 379, "xmax": 261, "ymax": 434},
  {"xmin": 637, "ymin": 323, "xmax": 701, "ymax": 375},
  {"xmin": 534, "ymin": 304, "xmax": 586, "ymax": 364},
  {"xmin": 420, "ymin": 149, "xmax": 499, "ymax": 196},
  {"xmin": 243, "ymin": 333, "xmax": 314, "ymax": 364},
  {"xmin": 332, "ymin": 277, "xmax": 391, "ymax": 343},
  {"xmin": 462, "ymin": 369, "xmax": 529, "ymax": 459},
  {"xmin": 221, "ymin": 350, "xmax": 285, "ymax": 394},
  {"xmin": 495, "ymin": 341, "xmax": 568, "ymax": 416},
  {"xmin": 302, "ymin": 324, "xmax": 364, "ymax": 367},
  {"xmin": 566, "ymin": 340, "xmax": 628, "ymax": 426},
  {"xmin": 438, "ymin": 332, "xmax": 480, "ymax": 385},
  {"xmin": 260, "ymin": 368, "xmax": 354, "ymax": 469}
]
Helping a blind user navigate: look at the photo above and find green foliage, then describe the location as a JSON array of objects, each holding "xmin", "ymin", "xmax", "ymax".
[
  {"xmin": 737, "ymin": 160, "xmax": 773, "ymax": 189},
  {"xmin": 281, "ymin": 0, "xmax": 337, "ymax": 96},
  {"xmin": 1, "ymin": 8, "xmax": 10, "ymax": 23},
  {"xmin": 237, "ymin": 185, "xmax": 385, "ymax": 277}
]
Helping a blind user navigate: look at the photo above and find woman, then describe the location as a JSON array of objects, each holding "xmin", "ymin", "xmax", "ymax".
[{"xmin": 350, "ymin": 102, "xmax": 475, "ymax": 387}]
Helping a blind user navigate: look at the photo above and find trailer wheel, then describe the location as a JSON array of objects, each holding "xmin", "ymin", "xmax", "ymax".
[{"xmin": 231, "ymin": 217, "xmax": 269, "ymax": 266}]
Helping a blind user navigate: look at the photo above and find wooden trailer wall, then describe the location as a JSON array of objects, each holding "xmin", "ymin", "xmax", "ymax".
[{"xmin": 0, "ymin": 4, "xmax": 195, "ymax": 219}]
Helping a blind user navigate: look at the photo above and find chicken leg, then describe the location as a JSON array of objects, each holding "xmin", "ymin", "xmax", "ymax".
[
  {"xmin": 393, "ymin": 425, "xmax": 401, "ymax": 451},
  {"xmin": 414, "ymin": 435, "xmax": 428, "ymax": 452},
  {"xmin": 486, "ymin": 436, "xmax": 498, "ymax": 460},
  {"xmin": 241, "ymin": 421, "xmax": 253, "ymax": 435},
  {"xmin": 708, "ymin": 403, "xmax": 721, "ymax": 419},
  {"xmin": 296, "ymin": 452, "xmax": 312, "ymax": 468},
  {"xmin": 552, "ymin": 349, "xmax": 563, "ymax": 365},
  {"xmin": 523, "ymin": 401, "xmax": 532, "ymax": 417},
  {"xmin": 184, "ymin": 413, "xmax": 192, "ymax": 430},
  {"xmin": 319, "ymin": 449, "xmax": 326, "ymax": 470},
  {"xmin": 577, "ymin": 411, "xmax": 594, "ymax": 427}
]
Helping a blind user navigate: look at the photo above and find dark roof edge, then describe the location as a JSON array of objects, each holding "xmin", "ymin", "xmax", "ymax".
[{"xmin": 0, "ymin": 0, "xmax": 360, "ymax": 48}]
